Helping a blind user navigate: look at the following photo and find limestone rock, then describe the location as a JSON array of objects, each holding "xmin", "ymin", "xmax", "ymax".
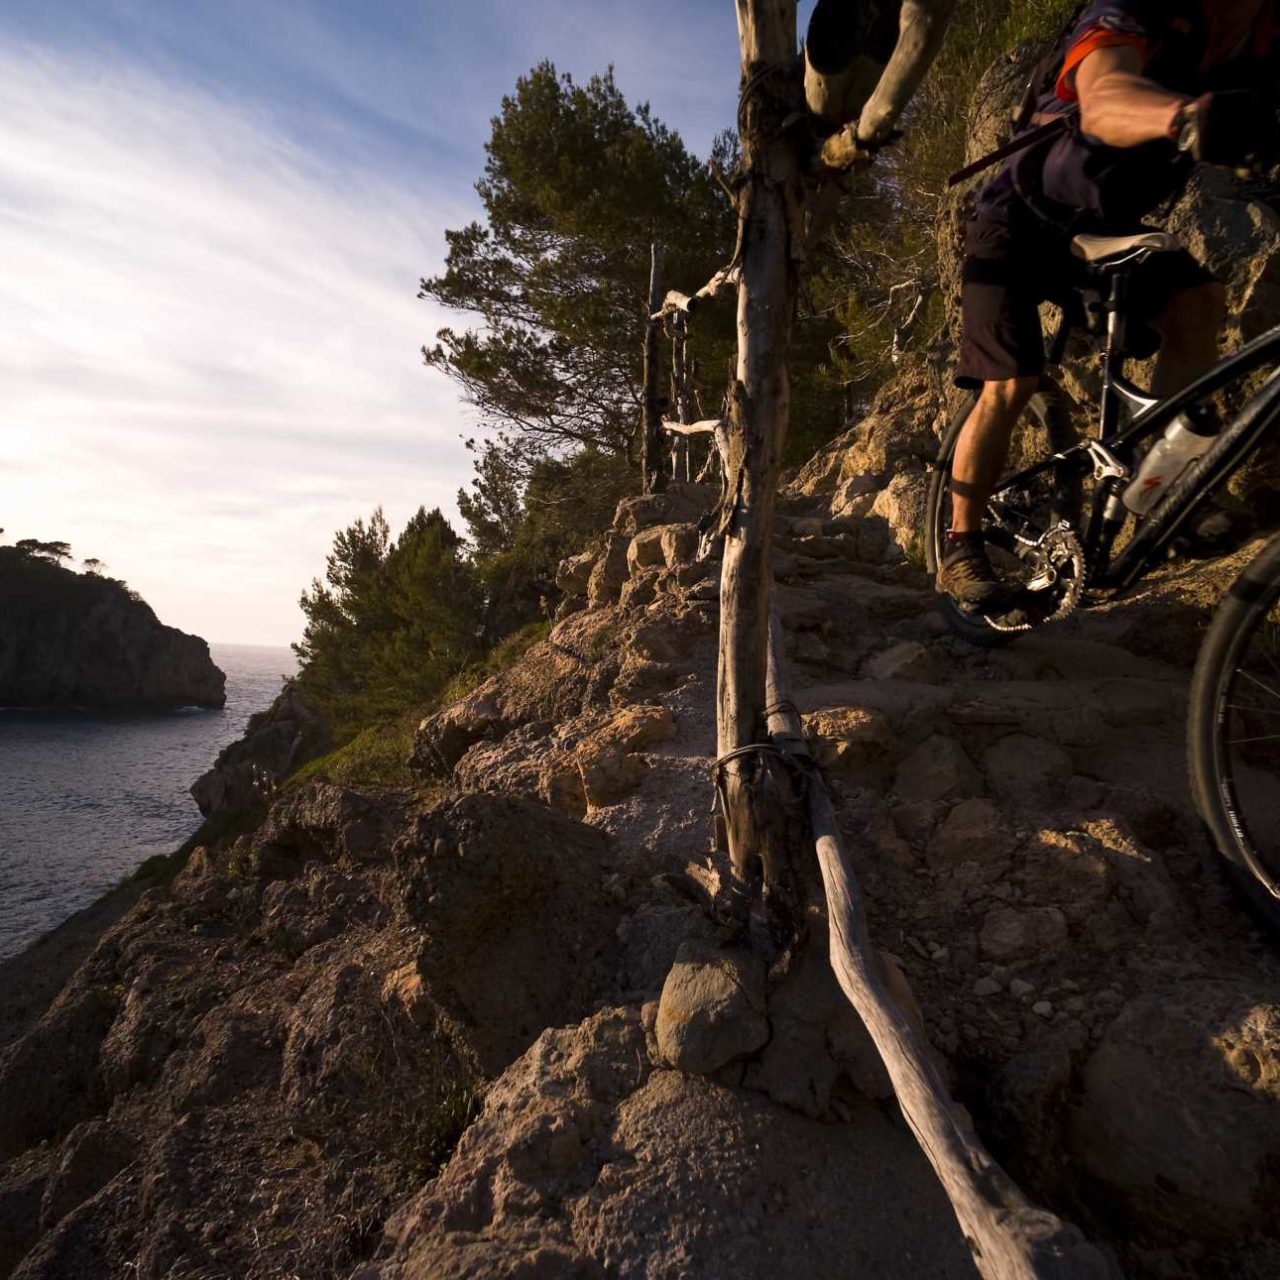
[
  {"xmin": 864, "ymin": 639, "xmax": 937, "ymax": 682},
  {"xmin": 658, "ymin": 522, "xmax": 699, "ymax": 567},
  {"xmin": 804, "ymin": 706, "xmax": 894, "ymax": 774},
  {"xmin": 555, "ymin": 549, "xmax": 596, "ymax": 598},
  {"xmin": 930, "ymin": 798, "xmax": 1014, "ymax": 865},
  {"xmin": 978, "ymin": 906, "xmax": 1068, "ymax": 961},
  {"xmin": 870, "ymin": 471, "xmax": 930, "ymax": 562},
  {"xmin": 981, "ymin": 733, "xmax": 1073, "ymax": 806},
  {"xmin": 655, "ymin": 942, "xmax": 768, "ymax": 1074},
  {"xmin": 894, "ymin": 734, "xmax": 983, "ymax": 804},
  {"xmin": 611, "ymin": 484, "xmax": 710, "ymax": 537},
  {"xmin": 587, "ymin": 534, "xmax": 631, "ymax": 607},
  {"xmin": 1071, "ymin": 982, "xmax": 1280, "ymax": 1237}
]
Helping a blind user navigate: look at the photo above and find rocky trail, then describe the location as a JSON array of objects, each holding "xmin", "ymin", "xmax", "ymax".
[{"xmin": 4, "ymin": 470, "xmax": 1280, "ymax": 1280}]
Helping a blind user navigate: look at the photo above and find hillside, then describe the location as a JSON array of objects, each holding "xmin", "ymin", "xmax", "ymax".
[{"xmin": 0, "ymin": 547, "xmax": 225, "ymax": 710}]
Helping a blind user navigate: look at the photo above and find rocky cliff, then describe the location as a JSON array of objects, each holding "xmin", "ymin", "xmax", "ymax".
[{"xmin": 0, "ymin": 548, "xmax": 225, "ymax": 710}]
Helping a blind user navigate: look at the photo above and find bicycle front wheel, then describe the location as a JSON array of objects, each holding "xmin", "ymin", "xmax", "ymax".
[{"xmin": 1188, "ymin": 532, "xmax": 1280, "ymax": 934}]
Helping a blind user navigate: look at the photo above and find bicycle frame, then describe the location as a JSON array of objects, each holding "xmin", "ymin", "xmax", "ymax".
[{"xmin": 990, "ymin": 317, "xmax": 1280, "ymax": 593}]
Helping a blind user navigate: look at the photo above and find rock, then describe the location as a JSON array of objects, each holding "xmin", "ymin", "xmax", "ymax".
[
  {"xmin": 973, "ymin": 977, "xmax": 1001, "ymax": 998},
  {"xmin": 0, "ymin": 547, "xmax": 225, "ymax": 710},
  {"xmin": 538, "ymin": 760, "xmax": 588, "ymax": 818},
  {"xmin": 611, "ymin": 484, "xmax": 710, "ymax": 537},
  {"xmin": 411, "ymin": 685, "xmax": 507, "ymax": 778},
  {"xmin": 658, "ymin": 522, "xmax": 699, "ymax": 567},
  {"xmin": 929, "ymin": 798, "xmax": 1014, "ymax": 865},
  {"xmin": 981, "ymin": 734, "xmax": 1073, "ymax": 807},
  {"xmin": 978, "ymin": 906, "xmax": 1068, "ymax": 961},
  {"xmin": 191, "ymin": 681, "xmax": 327, "ymax": 817},
  {"xmin": 864, "ymin": 640, "xmax": 937, "ymax": 682},
  {"xmin": 365, "ymin": 1006, "xmax": 976, "ymax": 1280},
  {"xmin": 626, "ymin": 526, "xmax": 666, "ymax": 574},
  {"xmin": 804, "ymin": 706, "xmax": 894, "ymax": 773},
  {"xmin": 869, "ymin": 471, "xmax": 930, "ymax": 562},
  {"xmin": 1071, "ymin": 982, "xmax": 1280, "ymax": 1237},
  {"xmin": 37, "ymin": 1117, "xmax": 132, "ymax": 1231},
  {"xmin": 1032, "ymin": 1001, "xmax": 1053, "ymax": 1019},
  {"xmin": 654, "ymin": 941, "xmax": 769, "ymax": 1074},
  {"xmin": 894, "ymin": 734, "xmax": 983, "ymax": 804},
  {"xmin": 555, "ymin": 549, "xmax": 596, "ymax": 597},
  {"xmin": 576, "ymin": 740, "xmax": 646, "ymax": 809},
  {"xmin": 1009, "ymin": 978, "xmax": 1036, "ymax": 1000},
  {"xmin": 587, "ymin": 534, "xmax": 631, "ymax": 607}
]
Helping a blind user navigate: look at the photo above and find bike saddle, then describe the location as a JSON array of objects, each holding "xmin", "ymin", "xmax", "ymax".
[{"xmin": 1070, "ymin": 231, "xmax": 1182, "ymax": 268}]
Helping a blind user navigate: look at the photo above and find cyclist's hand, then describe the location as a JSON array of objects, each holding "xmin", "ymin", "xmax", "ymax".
[{"xmin": 1177, "ymin": 91, "xmax": 1280, "ymax": 170}]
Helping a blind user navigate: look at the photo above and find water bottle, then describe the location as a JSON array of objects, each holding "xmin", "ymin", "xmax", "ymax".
[{"xmin": 1121, "ymin": 411, "xmax": 1217, "ymax": 515}]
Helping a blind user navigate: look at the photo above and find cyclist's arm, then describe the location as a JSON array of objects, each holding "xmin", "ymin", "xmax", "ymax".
[{"xmin": 1075, "ymin": 45, "xmax": 1189, "ymax": 148}]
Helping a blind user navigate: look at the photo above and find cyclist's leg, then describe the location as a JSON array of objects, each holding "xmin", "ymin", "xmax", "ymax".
[
  {"xmin": 950, "ymin": 376, "xmax": 1040, "ymax": 533},
  {"xmin": 944, "ymin": 212, "xmax": 1051, "ymax": 604}
]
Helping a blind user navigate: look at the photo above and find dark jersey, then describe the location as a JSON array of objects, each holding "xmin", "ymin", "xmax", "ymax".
[{"xmin": 978, "ymin": 0, "xmax": 1280, "ymax": 232}]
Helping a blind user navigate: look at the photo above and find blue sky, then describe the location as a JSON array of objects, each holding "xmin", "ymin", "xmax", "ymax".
[{"xmin": 0, "ymin": 1, "xmax": 816, "ymax": 645}]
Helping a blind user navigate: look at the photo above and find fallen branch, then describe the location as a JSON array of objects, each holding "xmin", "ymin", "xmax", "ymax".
[{"xmin": 763, "ymin": 613, "xmax": 1120, "ymax": 1280}]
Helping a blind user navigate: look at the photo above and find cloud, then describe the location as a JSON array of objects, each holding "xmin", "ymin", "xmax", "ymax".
[{"xmin": 0, "ymin": 38, "xmax": 477, "ymax": 645}]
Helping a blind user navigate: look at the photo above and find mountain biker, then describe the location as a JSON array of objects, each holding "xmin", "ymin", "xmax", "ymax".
[{"xmin": 940, "ymin": 0, "xmax": 1280, "ymax": 607}]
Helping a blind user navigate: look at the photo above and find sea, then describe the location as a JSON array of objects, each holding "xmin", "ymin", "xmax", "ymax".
[{"xmin": 0, "ymin": 643, "xmax": 296, "ymax": 961}]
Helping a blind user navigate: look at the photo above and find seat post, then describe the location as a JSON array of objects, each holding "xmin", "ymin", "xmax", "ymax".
[{"xmin": 1099, "ymin": 268, "xmax": 1129, "ymax": 436}]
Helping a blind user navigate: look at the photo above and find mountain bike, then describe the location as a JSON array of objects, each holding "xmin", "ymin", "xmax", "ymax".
[{"xmin": 922, "ymin": 229, "xmax": 1280, "ymax": 929}]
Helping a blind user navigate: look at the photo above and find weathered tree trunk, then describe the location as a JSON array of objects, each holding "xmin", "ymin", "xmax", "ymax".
[
  {"xmin": 642, "ymin": 242, "xmax": 667, "ymax": 493},
  {"xmin": 717, "ymin": 1, "xmax": 804, "ymax": 899}
]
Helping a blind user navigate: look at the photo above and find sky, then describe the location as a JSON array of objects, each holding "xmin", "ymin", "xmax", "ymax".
[{"xmin": 0, "ymin": 1, "xmax": 819, "ymax": 646}]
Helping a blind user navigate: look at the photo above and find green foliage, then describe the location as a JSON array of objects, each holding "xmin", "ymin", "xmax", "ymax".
[
  {"xmin": 14, "ymin": 538, "xmax": 72, "ymax": 564},
  {"xmin": 286, "ymin": 713, "xmax": 421, "ymax": 792},
  {"xmin": 439, "ymin": 619, "xmax": 552, "ymax": 707},
  {"xmin": 461, "ymin": 446, "xmax": 632, "ymax": 643},
  {"xmin": 294, "ymin": 507, "xmax": 485, "ymax": 732},
  {"xmin": 421, "ymin": 62, "xmax": 738, "ymax": 459}
]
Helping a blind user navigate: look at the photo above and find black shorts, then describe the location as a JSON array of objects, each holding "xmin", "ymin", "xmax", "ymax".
[{"xmin": 955, "ymin": 206, "xmax": 1217, "ymax": 389}]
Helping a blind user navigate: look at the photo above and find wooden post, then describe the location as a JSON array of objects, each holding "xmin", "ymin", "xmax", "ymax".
[
  {"xmin": 642, "ymin": 243, "xmax": 667, "ymax": 494},
  {"xmin": 716, "ymin": 1, "xmax": 804, "ymax": 901}
]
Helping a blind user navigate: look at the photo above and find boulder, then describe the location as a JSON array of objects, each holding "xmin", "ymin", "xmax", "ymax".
[
  {"xmin": 654, "ymin": 941, "xmax": 769, "ymax": 1074},
  {"xmin": 978, "ymin": 906, "xmax": 1068, "ymax": 961},
  {"xmin": 894, "ymin": 734, "xmax": 983, "ymax": 804},
  {"xmin": 1071, "ymin": 981, "xmax": 1280, "ymax": 1237},
  {"xmin": 803, "ymin": 706, "xmax": 894, "ymax": 774},
  {"xmin": 864, "ymin": 639, "xmax": 937, "ymax": 682},
  {"xmin": 588, "ymin": 534, "xmax": 631, "ymax": 607},
  {"xmin": 555, "ymin": 549, "xmax": 596, "ymax": 598},
  {"xmin": 930, "ymin": 798, "xmax": 1014, "ymax": 865}
]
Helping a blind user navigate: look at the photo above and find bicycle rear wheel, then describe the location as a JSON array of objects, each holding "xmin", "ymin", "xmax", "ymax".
[
  {"xmin": 924, "ymin": 383, "xmax": 1082, "ymax": 646},
  {"xmin": 1188, "ymin": 532, "xmax": 1280, "ymax": 934}
]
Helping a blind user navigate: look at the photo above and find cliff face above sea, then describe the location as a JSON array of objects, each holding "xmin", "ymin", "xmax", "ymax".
[{"xmin": 0, "ymin": 548, "xmax": 225, "ymax": 710}]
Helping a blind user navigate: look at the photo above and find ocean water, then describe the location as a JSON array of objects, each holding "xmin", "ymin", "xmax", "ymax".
[{"xmin": 0, "ymin": 643, "xmax": 295, "ymax": 960}]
